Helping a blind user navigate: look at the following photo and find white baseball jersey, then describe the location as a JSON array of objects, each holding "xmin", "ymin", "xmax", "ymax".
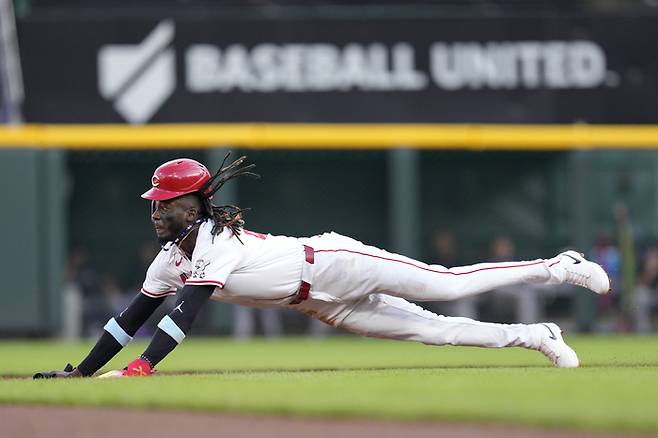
[{"xmin": 142, "ymin": 220, "xmax": 305, "ymax": 307}]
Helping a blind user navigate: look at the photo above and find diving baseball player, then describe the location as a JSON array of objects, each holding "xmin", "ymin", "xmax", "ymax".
[{"xmin": 34, "ymin": 156, "xmax": 611, "ymax": 379}]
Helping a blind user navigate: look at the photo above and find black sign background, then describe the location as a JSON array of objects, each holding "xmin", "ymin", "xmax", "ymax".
[{"xmin": 17, "ymin": 15, "xmax": 658, "ymax": 123}]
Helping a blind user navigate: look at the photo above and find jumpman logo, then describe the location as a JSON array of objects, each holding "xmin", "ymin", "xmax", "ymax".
[{"xmin": 174, "ymin": 301, "xmax": 184, "ymax": 313}]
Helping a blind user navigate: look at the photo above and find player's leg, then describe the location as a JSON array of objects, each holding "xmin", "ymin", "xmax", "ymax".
[
  {"xmin": 337, "ymin": 293, "xmax": 544, "ymax": 348},
  {"xmin": 295, "ymin": 294, "xmax": 578, "ymax": 368},
  {"xmin": 306, "ymin": 233, "xmax": 609, "ymax": 302}
]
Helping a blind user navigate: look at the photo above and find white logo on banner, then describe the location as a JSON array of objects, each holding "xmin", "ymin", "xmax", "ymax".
[
  {"xmin": 186, "ymin": 41, "xmax": 610, "ymax": 93},
  {"xmin": 98, "ymin": 21, "xmax": 176, "ymax": 124},
  {"xmin": 429, "ymin": 41, "xmax": 608, "ymax": 90}
]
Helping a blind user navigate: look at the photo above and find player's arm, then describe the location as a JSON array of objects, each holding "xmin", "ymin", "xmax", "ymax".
[
  {"xmin": 33, "ymin": 292, "xmax": 166, "ymax": 378},
  {"xmin": 118, "ymin": 284, "xmax": 215, "ymax": 376}
]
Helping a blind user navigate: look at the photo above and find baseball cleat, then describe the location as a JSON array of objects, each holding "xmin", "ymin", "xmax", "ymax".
[
  {"xmin": 537, "ymin": 323, "xmax": 579, "ymax": 368},
  {"xmin": 97, "ymin": 358, "xmax": 155, "ymax": 378},
  {"xmin": 551, "ymin": 250, "xmax": 611, "ymax": 295}
]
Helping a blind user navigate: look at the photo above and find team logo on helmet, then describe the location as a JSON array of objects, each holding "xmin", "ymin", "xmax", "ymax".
[{"xmin": 152, "ymin": 175, "xmax": 160, "ymax": 187}]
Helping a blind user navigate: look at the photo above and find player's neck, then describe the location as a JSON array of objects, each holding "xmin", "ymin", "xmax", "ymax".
[{"xmin": 178, "ymin": 227, "xmax": 199, "ymax": 259}]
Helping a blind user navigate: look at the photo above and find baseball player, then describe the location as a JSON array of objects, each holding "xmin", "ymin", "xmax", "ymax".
[{"xmin": 34, "ymin": 156, "xmax": 610, "ymax": 379}]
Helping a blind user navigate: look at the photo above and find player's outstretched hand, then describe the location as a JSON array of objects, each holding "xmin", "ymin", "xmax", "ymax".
[{"xmin": 33, "ymin": 363, "xmax": 82, "ymax": 379}]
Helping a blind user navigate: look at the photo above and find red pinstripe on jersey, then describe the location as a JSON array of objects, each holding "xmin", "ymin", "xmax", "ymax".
[
  {"xmin": 140, "ymin": 287, "xmax": 176, "ymax": 298},
  {"xmin": 314, "ymin": 249, "xmax": 546, "ymax": 275},
  {"xmin": 185, "ymin": 279, "xmax": 225, "ymax": 288}
]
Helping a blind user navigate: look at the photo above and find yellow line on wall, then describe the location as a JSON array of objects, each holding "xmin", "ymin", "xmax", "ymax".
[{"xmin": 2, "ymin": 123, "xmax": 658, "ymax": 150}]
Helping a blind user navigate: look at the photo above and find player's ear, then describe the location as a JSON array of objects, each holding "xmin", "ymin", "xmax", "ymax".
[{"xmin": 185, "ymin": 207, "xmax": 199, "ymax": 222}]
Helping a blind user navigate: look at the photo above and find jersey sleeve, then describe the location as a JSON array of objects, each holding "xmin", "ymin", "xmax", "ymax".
[
  {"xmin": 141, "ymin": 251, "xmax": 178, "ymax": 298},
  {"xmin": 186, "ymin": 232, "xmax": 241, "ymax": 289}
]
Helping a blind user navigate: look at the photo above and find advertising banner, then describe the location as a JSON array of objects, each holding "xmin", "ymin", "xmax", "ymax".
[{"xmin": 18, "ymin": 15, "xmax": 658, "ymax": 123}]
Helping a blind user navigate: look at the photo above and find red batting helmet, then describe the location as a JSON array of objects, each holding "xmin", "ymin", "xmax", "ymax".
[{"xmin": 141, "ymin": 158, "xmax": 212, "ymax": 201}]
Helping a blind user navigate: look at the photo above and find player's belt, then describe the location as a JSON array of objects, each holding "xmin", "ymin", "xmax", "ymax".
[{"xmin": 291, "ymin": 245, "xmax": 314, "ymax": 305}]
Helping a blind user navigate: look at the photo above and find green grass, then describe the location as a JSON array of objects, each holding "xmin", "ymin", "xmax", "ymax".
[{"xmin": 1, "ymin": 336, "xmax": 657, "ymax": 433}]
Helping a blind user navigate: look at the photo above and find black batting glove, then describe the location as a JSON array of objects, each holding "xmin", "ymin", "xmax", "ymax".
[{"xmin": 33, "ymin": 363, "xmax": 83, "ymax": 379}]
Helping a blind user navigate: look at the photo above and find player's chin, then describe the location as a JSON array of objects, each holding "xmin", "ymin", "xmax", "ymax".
[{"xmin": 154, "ymin": 228, "xmax": 172, "ymax": 244}]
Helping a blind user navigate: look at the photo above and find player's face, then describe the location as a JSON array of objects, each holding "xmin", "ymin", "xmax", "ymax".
[{"xmin": 151, "ymin": 198, "xmax": 190, "ymax": 243}]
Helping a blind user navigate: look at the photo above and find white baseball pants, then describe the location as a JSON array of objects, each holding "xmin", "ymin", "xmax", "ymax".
[{"xmin": 295, "ymin": 232, "xmax": 557, "ymax": 349}]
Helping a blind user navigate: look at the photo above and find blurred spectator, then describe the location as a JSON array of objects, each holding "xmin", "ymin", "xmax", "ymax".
[
  {"xmin": 615, "ymin": 204, "xmax": 637, "ymax": 331},
  {"xmin": 61, "ymin": 245, "xmax": 92, "ymax": 339},
  {"xmin": 479, "ymin": 235, "xmax": 540, "ymax": 324},
  {"xmin": 64, "ymin": 244, "xmax": 102, "ymax": 338},
  {"xmin": 67, "ymin": 244, "xmax": 99, "ymax": 298},
  {"xmin": 588, "ymin": 232, "xmax": 621, "ymax": 317},
  {"xmin": 232, "ymin": 306, "xmax": 284, "ymax": 339},
  {"xmin": 431, "ymin": 229, "xmax": 460, "ymax": 268},
  {"xmin": 634, "ymin": 246, "xmax": 658, "ymax": 333},
  {"xmin": 489, "ymin": 235, "xmax": 516, "ymax": 262},
  {"xmin": 427, "ymin": 229, "xmax": 477, "ymax": 318},
  {"xmin": 99, "ymin": 273, "xmax": 129, "ymax": 317},
  {"xmin": 82, "ymin": 273, "xmax": 133, "ymax": 337}
]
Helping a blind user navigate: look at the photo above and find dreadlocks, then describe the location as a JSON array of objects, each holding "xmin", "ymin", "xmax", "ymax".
[{"xmin": 198, "ymin": 153, "xmax": 260, "ymax": 241}]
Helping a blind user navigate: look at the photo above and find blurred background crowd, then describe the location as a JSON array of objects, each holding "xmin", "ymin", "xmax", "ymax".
[{"xmin": 2, "ymin": 0, "xmax": 658, "ymax": 339}]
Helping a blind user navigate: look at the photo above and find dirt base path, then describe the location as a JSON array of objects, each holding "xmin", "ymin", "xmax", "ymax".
[{"xmin": 0, "ymin": 406, "xmax": 641, "ymax": 438}]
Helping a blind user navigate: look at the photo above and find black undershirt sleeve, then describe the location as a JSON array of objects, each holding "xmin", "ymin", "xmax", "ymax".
[
  {"xmin": 76, "ymin": 293, "xmax": 166, "ymax": 376},
  {"xmin": 116, "ymin": 292, "xmax": 168, "ymax": 334},
  {"xmin": 141, "ymin": 284, "xmax": 215, "ymax": 367}
]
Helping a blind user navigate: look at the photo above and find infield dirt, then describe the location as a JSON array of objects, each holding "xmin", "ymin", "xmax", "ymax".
[{"xmin": 0, "ymin": 406, "xmax": 649, "ymax": 438}]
